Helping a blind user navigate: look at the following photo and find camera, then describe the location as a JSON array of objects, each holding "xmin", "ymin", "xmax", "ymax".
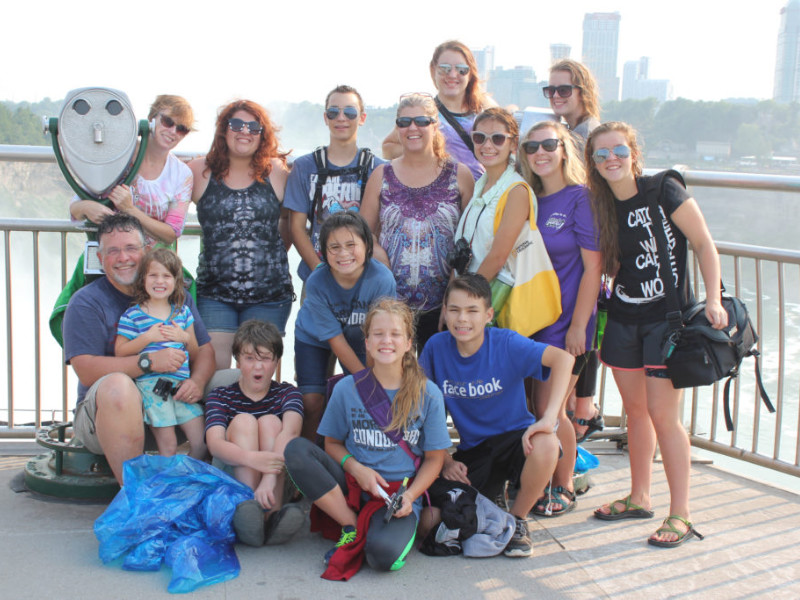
[
  {"xmin": 446, "ymin": 238, "xmax": 473, "ymax": 274},
  {"xmin": 153, "ymin": 378, "xmax": 181, "ymax": 402}
]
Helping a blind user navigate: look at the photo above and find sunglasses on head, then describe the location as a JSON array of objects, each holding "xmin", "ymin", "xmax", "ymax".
[
  {"xmin": 522, "ymin": 138, "xmax": 561, "ymax": 154},
  {"xmin": 471, "ymin": 131, "xmax": 513, "ymax": 146},
  {"xmin": 159, "ymin": 114, "xmax": 190, "ymax": 135},
  {"xmin": 396, "ymin": 116, "xmax": 436, "ymax": 128},
  {"xmin": 542, "ymin": 85, "xmax": 581, "ymax": 99},
  {"xmin": 325, "ymin": 106, "xmax": 360, "ymax": 120},
  {"xmin": 592, "ymin": 145, "xmax": 631, "ymax": 164},
  {"xmin": 228, "ymin": 118, "xmax": 263, "ymax": 135},
  {"xmin": 437, "ymin": 63, "xmax": 470, "ymax": 76}
]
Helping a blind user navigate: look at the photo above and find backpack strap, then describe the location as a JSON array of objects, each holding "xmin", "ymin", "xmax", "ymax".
[
  {"xmin": 310, "ymin": 146, "xmax": 329, "ymax": 227},
  {"xmin": 353, "ymin": 368, "xmax": 421, "ymax": 470},
  {"xmin": 355, "ymin": 148, "xmax": 374, "ymax": 201}
]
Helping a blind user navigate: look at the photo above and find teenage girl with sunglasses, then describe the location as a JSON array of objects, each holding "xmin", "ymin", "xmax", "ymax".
[
  {"xmin": 382, "ymin": 40, "xmax": 495, "ymax": 180},
  {"xmin": 518, "ymin": 121, "xmax": 602, "ymax": 517},
  {"xmin": 544, "ymin": 59, "xmax": 601, "ymax": 150},
  {"xmin": 362, "ymin": 93, "xmax": 473, "ymax": 352},
  {"xmin": 586, "ymin": 121, "xmax": 726, "ymax": 547},
  {"xmin": 70, "ymin": 95, "xmax": 195, "ymax": 247},
  {"xmin": 189, "ymin": 100, "xmax": 293, "ymax": 370}
]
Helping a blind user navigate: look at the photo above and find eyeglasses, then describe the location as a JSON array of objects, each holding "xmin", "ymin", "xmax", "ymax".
[
  {"xmin": 325, "ymin": 106, "xmax": 360, "ymax": 120},
  {"xmin": 228, "ymin": 118, "xmax": 263, "ymax": 135},
  {"xmin": 522, "ymin": 138, "xmax": 562, "ymax": 154},
  {"xmin": 471, "ymin": 131, "xmax": 514, "ymax": 146},
  {"xmin": 327, "ymin": 241, "xmax": 359, "ymax": 255},
  {"xmin": 542, "ymin": 85, "xmax": 581, "ymax": 99},
  {"xmin": 101, "ymin": 244, "xmax": 144, "ymax": 258},
  {"xmin": 437, "ymin": 63, "xmax": 470, "ymax": 76},
  {"xmin": 592, "ymin": 145, "xmax": 632, "ymax": 164},
  {"xmin": 159, "ymin": 114, "xmax": 190, "ymax": 135},
  {"xmin": 395, "ymin": 116, "xmax": 436, "ymax": 128}
]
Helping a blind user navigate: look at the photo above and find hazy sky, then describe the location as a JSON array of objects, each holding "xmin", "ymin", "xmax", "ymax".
[{"xmin": 1, "ymin": 0, "xmax": 785, "ymax": 151}]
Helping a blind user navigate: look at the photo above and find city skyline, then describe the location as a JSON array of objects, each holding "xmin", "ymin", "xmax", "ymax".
[{"xmin": 1, "ymin": 0, "xmax": 787, "ymax": 151}]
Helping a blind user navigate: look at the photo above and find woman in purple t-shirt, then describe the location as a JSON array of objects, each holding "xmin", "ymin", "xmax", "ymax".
[
  {"xmin": 519, "ymin": 120, "xmax": 602, "ymax": 517},
  {"xmin": 362, "ymin": 93, "xmax": 474, "ymax": 352}
]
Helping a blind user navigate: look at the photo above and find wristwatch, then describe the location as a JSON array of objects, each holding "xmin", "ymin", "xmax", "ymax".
[{"xmin": 138, "ymin": 353, "xmax": 153, "ymax": 374}]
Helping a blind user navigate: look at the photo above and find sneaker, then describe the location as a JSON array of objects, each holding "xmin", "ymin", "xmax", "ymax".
[
  {"xmin": 323, "ymin": 525, "xmax": 357, "ymax": 564},
  {"xmin": 504, "ymin": 517, "xmax": 533, "ymax": 558},
  {"xmin": 264, "ymin": 503, "xmax": 306, "ymax": 546},
  {"xmin": 233, "ymin": 499, "xmax": 266, "ymax": 547}
]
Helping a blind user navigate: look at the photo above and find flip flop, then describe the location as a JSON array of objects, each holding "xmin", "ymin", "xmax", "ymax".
[
  {"xmin": 648, "ymin": 515, "xmax": 704, "ymax": 548},
  {"xmin": 594, "ymin": 495, "xmax": 654, "ymax": 521},
  {"xmin": 573, "ymin": 406, "xmax": 605, "ymax": 443},
  {"xmin": 531, "ymin": 485, "xmax": 576, "ymax": 517}
]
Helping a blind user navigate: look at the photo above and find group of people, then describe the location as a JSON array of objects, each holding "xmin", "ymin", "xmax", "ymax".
[{"xmin": 61, "ymin": 39, "xmax": 728, "ymax": 577}]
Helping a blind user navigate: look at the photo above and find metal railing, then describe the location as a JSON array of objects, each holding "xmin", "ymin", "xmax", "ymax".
[{"xmin": 0, "ymin": 145, "xmax": 798, "ymax": 478}]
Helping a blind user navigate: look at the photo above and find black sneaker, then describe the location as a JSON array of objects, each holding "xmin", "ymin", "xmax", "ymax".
[
  {"xmin": 264, "ymin": 503, "xmax": 305, "ymax": 545},
  {"xmin": 233, "ymin": 499, "xmax": 266, "ymax": 547},
  {"xmin": 504, "ymin": 517, "xmax": 533, "ymax": 558},
  {"xmin": 324, "ymin": 524, "xmax": 357, "ymax": 564}
]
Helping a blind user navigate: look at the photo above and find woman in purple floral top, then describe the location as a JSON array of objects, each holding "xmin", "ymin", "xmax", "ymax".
[{"xmin": 361, "ymin": 93, "xmax": 474, "ymax": 351}]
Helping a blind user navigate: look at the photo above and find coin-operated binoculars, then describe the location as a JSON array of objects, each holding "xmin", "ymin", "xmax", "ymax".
[{"xmin": 44, "ymin": 87, "xmax": 150, "ymax": 205}]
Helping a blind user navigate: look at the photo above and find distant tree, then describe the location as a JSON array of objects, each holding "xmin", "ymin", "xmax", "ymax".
[
  {"xmin": 732, "ymin": 123, "xmax": 770, "ymax": 159},
  {"xmin": 601, "ymin": 98, "xmax": 658, "ymax": 142}
]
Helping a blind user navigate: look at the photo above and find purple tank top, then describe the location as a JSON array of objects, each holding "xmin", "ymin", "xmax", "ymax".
[{"xmin": 378, "ymin": 159, "xmax": 461, "ymax": 311}]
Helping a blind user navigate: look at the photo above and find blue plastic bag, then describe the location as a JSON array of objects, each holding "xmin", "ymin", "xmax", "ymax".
[
  {"xmin": 94, "ymin": 455, "xmax": 253, "ymax": 593},
  {"xmin": 575, "ymin": 446, "xmax": 599, "ymax": 473}
]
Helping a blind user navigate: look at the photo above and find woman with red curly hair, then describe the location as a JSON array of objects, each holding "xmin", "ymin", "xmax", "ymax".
[{"xmin": 190, "ymin": 100, "xmax": 293, "ymax": 369}]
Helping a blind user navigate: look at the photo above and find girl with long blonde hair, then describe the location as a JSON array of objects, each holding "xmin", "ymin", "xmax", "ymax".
[{"xmin": 284, "ymin": 298, "xmax": 450, "ymax": 577}]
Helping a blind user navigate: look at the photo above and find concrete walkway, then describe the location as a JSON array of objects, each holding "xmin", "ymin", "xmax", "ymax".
[{"xmin": 2, "ymin": 443, "xmax": 798, "ymax": 599}]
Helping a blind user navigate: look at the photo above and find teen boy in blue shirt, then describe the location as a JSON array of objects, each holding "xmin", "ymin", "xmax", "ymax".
[{"xmin": 419, "ymin": 273, "xmax": 574, "ymax": 558}]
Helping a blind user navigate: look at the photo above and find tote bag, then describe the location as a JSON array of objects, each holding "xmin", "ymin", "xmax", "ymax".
[{"xmin": 492, "ymin": 182, "xmax": 561, "ymax": 337}]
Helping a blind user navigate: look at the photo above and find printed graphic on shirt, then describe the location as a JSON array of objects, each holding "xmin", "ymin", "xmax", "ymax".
[
  {"xmin": 442, "ymin": 377, "xmax": 504, "ymax": 400},
  {"xmin": 615, "ymin": 204, "xmax": 678, "ymax": 305},
  {"xmin": 544, "ymin": 212, "xmax": 567, "ymax": 231},
  {"xmin": 349, "ymin": 406, "xmax": 420, "ymax": 451},
  {"xmin": 308, "ymin": 174, "xmax": 363, "ymax": 252}
]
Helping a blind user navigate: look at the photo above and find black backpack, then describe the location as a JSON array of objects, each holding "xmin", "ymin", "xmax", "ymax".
[{"xmin": 310, "ymin": 146, "xmax": 374, "ymax": 228}]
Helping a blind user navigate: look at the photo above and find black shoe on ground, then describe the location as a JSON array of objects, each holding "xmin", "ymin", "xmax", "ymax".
[
  {"xmin": 264, "ymin": 503, "xmax": 305, "ymax": 546},
  {"xmin": 504, "ymin": 517, "xmax": 533, "ymax": 558},
  {"xmin": 233, "ymin": 499, "xmax": 266, "ymax": 547}
]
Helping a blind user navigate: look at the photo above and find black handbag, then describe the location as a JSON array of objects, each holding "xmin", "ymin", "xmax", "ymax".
[{"xmin": 647, "ymin": 171, "xmax": 774, "ymax": 431}]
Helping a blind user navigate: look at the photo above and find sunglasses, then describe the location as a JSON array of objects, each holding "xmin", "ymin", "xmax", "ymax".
[
  {"xmin": 228, "ymin": 118, "xmax": 263, "ymax": 135},
  {"xmin": 325, "ymin": 106, "xmax": 359, "ymax": 120},
  {"xmin": 592, "ymin": 145, "xmax": 632, "ymax": 164},
  {"xmin": 542, "ymin": 85, "xmax": 581, "ymax": 99},
  {"xmin": 437, "ymin": 63, "xmax": 470, "ymax": 76},
  {"xmin": 159, "ymin": 114, "xmax": 190, "ymax": 135},
  {"xmin": 471, "ymin": 131, "xmax": 514, "ymax": 146},
  {"xmin": 396, "ymin": 116, "xmax": 436, "ymax": 128},
  {"xmin": 522, "ymin": 138, "xmax": 561, "ymax": 154}
]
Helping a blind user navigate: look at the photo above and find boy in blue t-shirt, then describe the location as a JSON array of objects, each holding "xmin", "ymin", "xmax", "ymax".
[
  {"xmin": 419, "ymin": 274, "xmax": 574, "ymax": 558},
  {"xmin": 285, "ymin": 84, "xmax": 384, "ymax": 282}
]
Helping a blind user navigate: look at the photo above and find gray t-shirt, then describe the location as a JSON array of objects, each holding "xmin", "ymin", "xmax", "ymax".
[{"xmin": 284, "ymin": 148, "xmax": 384, "ymax": 281}]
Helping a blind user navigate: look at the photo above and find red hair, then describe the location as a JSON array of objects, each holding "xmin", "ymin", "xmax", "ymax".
[{"xmin": 205, "ymin": 99, "xmax": 289, "ymax": 183}]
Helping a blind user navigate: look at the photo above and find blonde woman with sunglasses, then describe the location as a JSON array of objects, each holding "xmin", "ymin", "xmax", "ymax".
[
  {"xmin": 189, "ymin": 100, "xmax": 293, "ymax": 370},
  {"xmin": 382, "ymin": 40, "xmax": 495, "ymax": 180},
  {"xmin": 586, "ymin": 121, "xmax": 726, "ymax": 548},
  {"xmin": 519, "ymin": 120, "xmax": 602, "ymax": 518},
  {"xmin": 69, "ymin": 95, "xmax": 195, "ymax": 247},
  {"xmin": 361, "ymin": 93, "xmax": 473, "ymax": 352},
  {"xmin": 545, "ymin": 59, "xmax": 601, "ymax": 151}
]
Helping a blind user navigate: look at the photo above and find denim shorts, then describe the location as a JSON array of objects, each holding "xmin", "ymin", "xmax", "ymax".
[
  {"xmin": 197, "ymin": 296, "xmax": 292, "ymax": 334},
  {"xmin": 294, "ymin": 333, "xmax": 366, "ymax": 396}
]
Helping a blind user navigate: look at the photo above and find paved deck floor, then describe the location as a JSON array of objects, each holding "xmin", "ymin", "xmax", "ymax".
[{"xmin": 1, "ymin": 443, "xmax": 798, "ymax": 599}]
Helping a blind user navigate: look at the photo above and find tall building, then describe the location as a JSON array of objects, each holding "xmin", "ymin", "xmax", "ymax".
[
  {"xmin": 582, "ymin": 12, "xmax": 621, "ymax": 103},
  {"xmin": 621, "ymin": 57, "xmax": 672, "ymax": 102},
  {"xmin": 774, "ymin": 0, "xmax": 800, "ymax": 102},
  {"xmin": 550, "ymin": 44, "xmax": 571, "ymax": 64},
  {"xmin": 472, "ymin": 46, "xmax": 495, "ymax": 84},
  {"xmin": 486, "ymin": 66, "xmax": 545, "ymax": 109}
]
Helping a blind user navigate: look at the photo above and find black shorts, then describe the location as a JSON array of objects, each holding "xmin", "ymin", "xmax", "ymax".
[
  {"xmin": 599, "ymin": 318, "xmax": 670, "ymax": 376},
  {"xmin": 453, "ymin": 429, "xmax": 528, "ymax": 499}
]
